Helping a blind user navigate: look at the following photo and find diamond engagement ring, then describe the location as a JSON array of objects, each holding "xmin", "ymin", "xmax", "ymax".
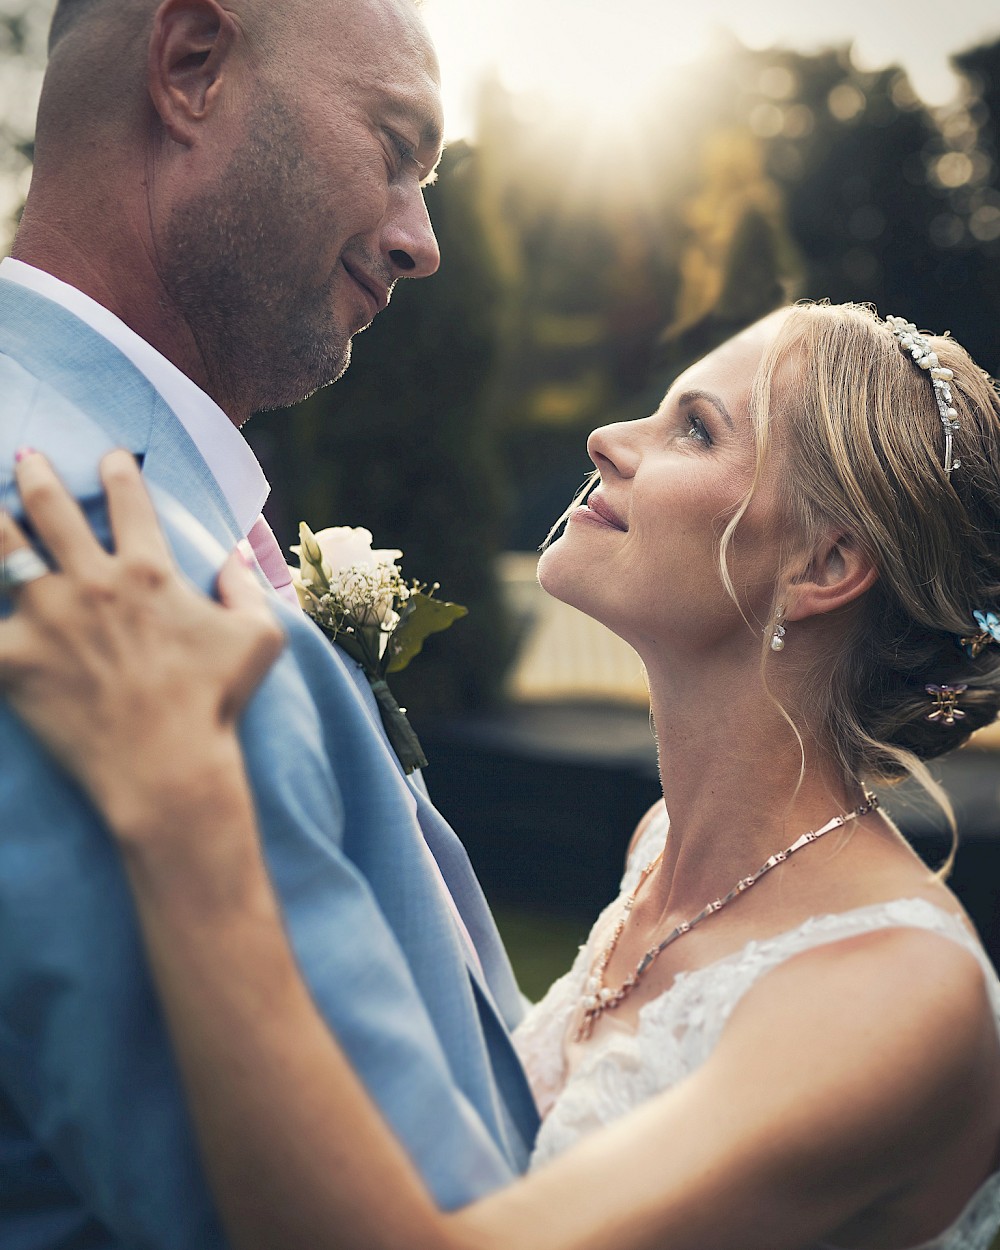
[{"xmin": 0, "ymin": 546, "xmax": 51, "ymax": 594}]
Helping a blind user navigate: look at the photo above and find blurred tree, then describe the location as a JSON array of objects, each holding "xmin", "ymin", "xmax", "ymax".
[
  {"xmin": 0, "ymin": 1, "xmax": 48, "ymax": 252},
  {"xmin": 667, "ymin": 128, "xmax": 798, "ymax": 338},
  {"xmin": 656, "ymin": 123, "xmax": 801, "ymax": 376},
  {"xmin": 934, "ymin": 40, "xmax": 1000, "ymax": 374},
  {"xmin": 754, "ymin": 50, "xmax": 940, "ymax": 313},
  {"xmin": 247, "ymin": 143, "xmax": 518, "ymax": 716},
  {"xmin": 746, "ymin": 42, "xmax": 1000, "ymax": 372},
  {"xmin": 4, "ymin": 12, "xmax": 999, "ymax": 712}
]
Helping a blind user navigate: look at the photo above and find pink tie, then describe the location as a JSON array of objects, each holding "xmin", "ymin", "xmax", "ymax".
[{"xmin": 245, "ymin": 515, "xmax": 298, "ymax": 606}]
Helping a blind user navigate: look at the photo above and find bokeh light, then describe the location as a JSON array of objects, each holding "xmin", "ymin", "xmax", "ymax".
[{"xmin": 422, "ymin": 0, "xmax": 998, "ymax": 139}]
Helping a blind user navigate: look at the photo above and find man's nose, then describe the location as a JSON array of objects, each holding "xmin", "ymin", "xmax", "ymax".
[{"xmin": 385, "ymin": 184, "xmax": 441, "ymax": 280}]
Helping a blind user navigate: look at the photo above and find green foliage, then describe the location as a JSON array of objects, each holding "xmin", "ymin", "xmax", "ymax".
[
  {"xmin": 491, "ymin": 906, "xmax": 589, "ymax": 1003},
  {"xmin": 0, "ymin": 3, "xmax": 49, "ymax": 250},
  {"xmin": 250, "ymin": 142, "xmax": 517, "ymax": 714},
  {"xmin": 5, "ymin": 16, "xmax": 999, "ymax": 712},
  {"xmin": 387, "ymin": 593, "xmax": 468, "ymax": 675}
]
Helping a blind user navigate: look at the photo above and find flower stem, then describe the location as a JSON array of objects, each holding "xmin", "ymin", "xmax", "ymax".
[{"xmin": 368, "ymin": 679, "xmax": 428, "ymax": 775}]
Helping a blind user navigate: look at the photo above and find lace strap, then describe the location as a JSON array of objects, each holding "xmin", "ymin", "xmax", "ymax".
[
  {"xmin": 621, "ymin": 804, "xmax": 669, "ymax": 893},
  {"xmin": 639, "ymin": 897, "xmax": 999, "ymax": 1050},
  {"xmin": 744, "ymin": 898, "xmax": 991, "ymax": 986}
]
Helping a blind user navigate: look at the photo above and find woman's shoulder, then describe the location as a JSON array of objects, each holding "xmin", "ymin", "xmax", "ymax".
[
  {"xmin": 634, "ymin": 896, "xmax": 998, "ymax": 1070},
  {"xmin": 748, "ymin": 907, "xmax": 996, "ymax": 1020},
  {"xmin": 735, "ymin": 908, "xmax": 999, "ymax": 1131},
  {"xmin": 703, "ymin": 911, "xmax": 1000, "ymax": 1229},
  {"xmin": 725, "ymin": 897, "xmax": 999, "ymax": 1047}
]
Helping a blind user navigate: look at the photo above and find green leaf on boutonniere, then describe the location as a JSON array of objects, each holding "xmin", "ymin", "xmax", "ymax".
[
  {"xmin": 289, "ymin": 520, "xmax": 467, "ymax": 772},
  {"xmin": 386, "ymin": 593, "xmax": 468, "ymax": 674}
]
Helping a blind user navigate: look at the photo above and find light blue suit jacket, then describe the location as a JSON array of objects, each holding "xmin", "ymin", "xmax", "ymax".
[{"xmin": 0, "ymin": 277, "xmax": 539, "ymax": 1249}]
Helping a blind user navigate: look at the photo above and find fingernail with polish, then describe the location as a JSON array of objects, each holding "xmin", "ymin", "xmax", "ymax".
[{"xmin": 14, "ymin": 447, "xmax": 37, "ymax": 463}]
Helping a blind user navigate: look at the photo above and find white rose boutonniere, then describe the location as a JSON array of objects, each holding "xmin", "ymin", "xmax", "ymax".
[{"xmin": 291, "ymin": 523, "xmax": 467, "ymax": 774}]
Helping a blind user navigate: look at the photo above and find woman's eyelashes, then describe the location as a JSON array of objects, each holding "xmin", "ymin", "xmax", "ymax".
[{"xmin": 684, "ymin": 412, "xmax": 713, "ymax": 447}]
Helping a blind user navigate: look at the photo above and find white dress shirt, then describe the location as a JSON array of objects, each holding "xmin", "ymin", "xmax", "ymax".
[{"xmin": 0, "ymin": 257, "xmax": 269, "ymax": 535}]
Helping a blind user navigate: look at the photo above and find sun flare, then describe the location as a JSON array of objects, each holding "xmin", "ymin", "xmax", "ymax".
[
  {"xmin": 424, "ymin": 0, "xmax": 725, "ymax": 139},
  {"xmin": 421, "ymin": 0, "xmax": 994, "ymax": 140}
]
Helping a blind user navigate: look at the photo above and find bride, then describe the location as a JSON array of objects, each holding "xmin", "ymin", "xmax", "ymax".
[{"xmin": 2, "ymin": 302, "xmax": 999, "ymax": 1250}]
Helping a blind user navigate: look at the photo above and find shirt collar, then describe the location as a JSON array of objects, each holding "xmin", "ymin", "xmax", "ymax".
[{"xmin": 0, "ymin": 257, "xmax": 269, "ymax": 536}]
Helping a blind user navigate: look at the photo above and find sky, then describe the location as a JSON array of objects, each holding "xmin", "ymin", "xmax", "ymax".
[
  {"xmin": 0, "ymin": 0, "xmax": 998, "ymax": 230},
  {"xmin": 421, "ymin": 0, "xmax": 1000, "ymax": 137}
]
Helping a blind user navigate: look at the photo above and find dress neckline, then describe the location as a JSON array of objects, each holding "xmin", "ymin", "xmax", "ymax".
[
  {"xmin": 519, "ymin": 895, "xmax": 1000, "ymax": 1250},
  {"xmin": 569, "ymin": 896, "xmax": 978, "ymax": 1056}
]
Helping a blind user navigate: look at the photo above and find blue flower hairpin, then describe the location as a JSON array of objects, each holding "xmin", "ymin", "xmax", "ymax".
[{"xmin": 959, "ymin": 610, "xmax": 1000, "ymax": 659}]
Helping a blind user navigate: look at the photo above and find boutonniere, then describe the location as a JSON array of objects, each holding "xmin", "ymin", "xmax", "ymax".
[{"xmin": 290, "ymin": 523, "xmax": 467, "ymax": 774}]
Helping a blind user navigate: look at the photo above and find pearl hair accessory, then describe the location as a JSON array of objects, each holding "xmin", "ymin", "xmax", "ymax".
[{"xmin": 885, "ymin": 316, "xmax": 961, "ymax": 476}]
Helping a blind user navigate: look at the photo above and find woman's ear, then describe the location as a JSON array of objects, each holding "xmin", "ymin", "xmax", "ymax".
[
  {"xmin": 147, "ymin": 0, "xmax": 238, "ymax": 146},
  {"xmin": 784, "ymin": 532, "xmax": 878, "ymax": 623}
]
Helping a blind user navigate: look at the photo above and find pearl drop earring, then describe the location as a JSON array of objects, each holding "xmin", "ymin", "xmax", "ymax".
[{"xmin": 770, "ymin": 610, "xmax": 786, "ymax": 652}]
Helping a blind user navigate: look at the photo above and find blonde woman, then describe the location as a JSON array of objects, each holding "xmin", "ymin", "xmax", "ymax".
[{"xmin": 2, "ymin": 302, "xmax": 1000, "ymax": 1250}]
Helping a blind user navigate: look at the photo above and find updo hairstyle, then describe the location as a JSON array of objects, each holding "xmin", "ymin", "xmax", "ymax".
[{"xmin": 742, "ymin": 302, "xmax": 1000, "ymax": 794}]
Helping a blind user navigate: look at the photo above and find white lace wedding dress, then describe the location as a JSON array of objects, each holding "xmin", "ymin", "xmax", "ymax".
[{"xmin": 513, "ymin": 808, "xmax": 1000, "ymax": 1250}]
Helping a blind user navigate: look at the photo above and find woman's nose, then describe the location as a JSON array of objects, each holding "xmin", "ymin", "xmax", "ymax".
[{"xmin": 587, "ymin": 422, "xmax": 641, "ymax": 479}]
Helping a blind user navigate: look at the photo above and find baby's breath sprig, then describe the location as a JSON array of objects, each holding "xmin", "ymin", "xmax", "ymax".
[{"xmin": 290, "ymin": 523, "xmax": 466, "ymax": 774}]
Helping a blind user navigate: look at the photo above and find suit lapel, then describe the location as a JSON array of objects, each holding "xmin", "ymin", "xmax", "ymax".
[
  {"xmin": 406, "ymin": 787, "xmax": 540, "ymax": 1152},
  {"xmin": 0, "ymin": 277, "xmax": 243, "ymax": 553},
  {"xmin": 337, "ymin": 663, "xmax": 508, "ymax": 991},
  {"xmin": 415, "ymin": 793, "xmax": 525, "ymax": 1022},
  {"xmin": 1, "ymin": 275, "xmax": 541, "ymax": 1158}
]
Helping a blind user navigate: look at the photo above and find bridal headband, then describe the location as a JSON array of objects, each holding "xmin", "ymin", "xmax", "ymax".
[{"xmin": 885, "ymin": 315, "xmax": 961, "ymax": 476}]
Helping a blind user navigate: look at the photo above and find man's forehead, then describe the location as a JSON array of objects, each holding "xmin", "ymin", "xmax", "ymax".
[
  {"xmin": 305, "ymin": 0, "xmax": 440, "ymax": 79},
  {"xmin": 302, "ymin": 0, "xmax": 443, "ymax": 140}
]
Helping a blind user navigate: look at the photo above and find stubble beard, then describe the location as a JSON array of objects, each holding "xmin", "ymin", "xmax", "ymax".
[{"xmin": 159, "ymin": 96, "xmax": 353, "ymax": 417}]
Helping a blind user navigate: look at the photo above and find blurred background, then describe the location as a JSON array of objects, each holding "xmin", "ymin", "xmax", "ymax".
[{"xmin": 2, "ymin": 0, "xmax": 999, "ymax": 990}]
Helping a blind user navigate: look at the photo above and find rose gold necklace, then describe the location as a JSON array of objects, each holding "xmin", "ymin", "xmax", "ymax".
[{"xmin": 575, "ymin": 791, "xmax": 880, "ymax": 1041}]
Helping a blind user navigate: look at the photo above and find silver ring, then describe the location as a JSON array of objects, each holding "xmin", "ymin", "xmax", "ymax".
[{"xmin": 0, "ymin": 546, "xmax": 51, "ymax": 593}]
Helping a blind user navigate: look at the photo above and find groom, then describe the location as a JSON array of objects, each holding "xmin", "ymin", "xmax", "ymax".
[{"xmin": 0, "ymin": 0, "xmax": 538, "ymax": 1246}]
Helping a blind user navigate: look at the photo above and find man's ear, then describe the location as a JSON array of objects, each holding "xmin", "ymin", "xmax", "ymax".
[
  {"xmin": 784, "ymin": 532, "xmax": 878, "ymax": 623},
  {"xmin": 148, "ymin": 0, "xmax": 238, "ymax": 145}
]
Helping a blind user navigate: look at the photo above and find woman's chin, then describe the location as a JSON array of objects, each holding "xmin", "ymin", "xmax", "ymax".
[
  {"xmin": 537, "ymin": 544, "xmax": 605, "ymax": 620},
  {"xmin": 537, "ymin": 543, "xmax": 652, "ymax": 655},
  {"xmin": 536, "ymin": 543, "xmax": 574, "ymax": 601}
]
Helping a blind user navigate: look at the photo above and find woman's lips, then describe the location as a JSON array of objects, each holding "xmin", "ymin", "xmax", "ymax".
[{"xmin": 581, "ymin": 492, "xmax": 627, "ymax": 531}]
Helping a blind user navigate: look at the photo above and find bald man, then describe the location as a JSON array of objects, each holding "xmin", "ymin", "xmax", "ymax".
[{"xmin": 0, "ymin": 2, "xmax": 537, "ymax": 1246}]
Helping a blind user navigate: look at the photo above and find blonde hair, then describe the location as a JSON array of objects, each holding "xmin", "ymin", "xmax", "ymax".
[
  {"xmin": 727, "ymin": 302, "xmax": 1000, "ymax": 860},
  {"xmin": 546, "ymin": 303, "xmax": 1000, "ymax": 860}
]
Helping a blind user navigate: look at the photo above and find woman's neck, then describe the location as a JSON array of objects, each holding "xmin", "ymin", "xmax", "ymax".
[{"xmin": 641, "ymin": 646, "xmax": 865, "ymax": 920}]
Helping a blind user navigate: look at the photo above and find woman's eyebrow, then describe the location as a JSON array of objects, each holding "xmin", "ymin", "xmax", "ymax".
[{"xmin": 677, "ymin": 389, "xmax": 734, "ymax": 431}]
